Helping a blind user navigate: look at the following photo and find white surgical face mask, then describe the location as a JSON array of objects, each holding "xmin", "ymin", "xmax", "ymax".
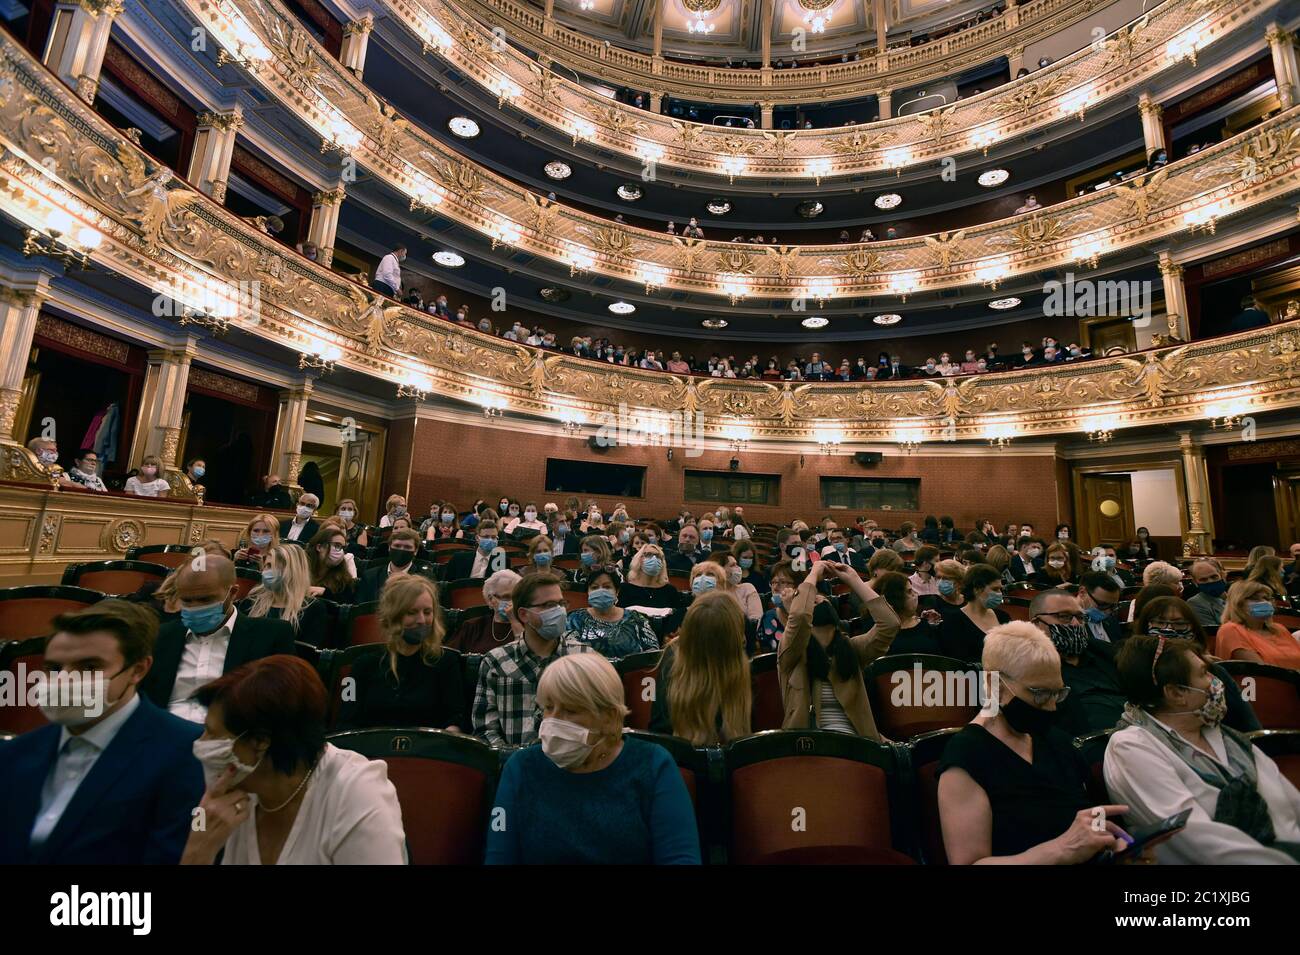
[
  {"xmin": 192, "ymin": 733, "xmax": 263, "ymax": 791},
  {"xmin": 538, "ymin": 717, "xmax": 594, "ymax": 769},
  {"xmin": 37, "ymin": 668, "xmax": 127, "ymax": 727}
]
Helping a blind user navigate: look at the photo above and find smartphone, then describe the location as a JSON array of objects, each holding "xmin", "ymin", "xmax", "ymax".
[
  {"xmin": 1099, "ymin": 808, "xmax": 1191, "ymax": 863},
  {"xmin": 246, "ymin": 545, "xmax": 261, "ymax": 559}
]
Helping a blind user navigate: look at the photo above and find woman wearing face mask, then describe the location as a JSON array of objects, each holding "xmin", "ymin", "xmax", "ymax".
[
  {"xmin": 425, "ymin": 502, "xmax": 460, "ymax": 542},
  {"xmin": 620, "ymin": 545, "xmax": 689, "ymax": 630},
  {"xmin": 941, "ymin": 564, "xmax": 1010, "ymax": 663},
  {"xmin": 447, "ymin": 570, "xmax": 523, "ymax": 654},
  {"xmin": 938, "ymin": 623, "xmax": 1138, "ymax": 865},
  {"xmin": 181, "ymin": 655, "xmax": 407, "ymax": 865},
  {"xmin": 306, "ymin": 528, "xmax": 357, "ymax": 601},
  {"xmin": 565, "ymin": 569, "xmax": 658, "ymax": 658},
  {"xmin": 1216, "ymin": 581, "xmax": 1300, "ymax": 669},
  {"xmin": 1054, "ymin": 523, "xmax": 1074, "ymax": 543},
  {"xmin": 1134, "ymin": 596, "xmax": 1260, "ymax": 734},
  {"xmin": 719, "ymin": 554, "xmax": 762, "ymax": 624},
  {"xmin": 234, "ymin": 514, "xmax": 280, "ymax": 569},
  {"xmin": 338, "ymin": 576, "xmax": 464, "ymax": 731},
  {"xmin": 507, "ymin": 501, "xmax": 549, "ymax": 539},
  {"xmin": 241, "ymin": 545, "xmax": 333, "ymax": 646},
  {"xmin": 574, "ymin": 535, "xmax": 616, "ymax": 586},
  {"xmin": 756, "ymin": 560, "xmax": 800, "ymax": 653},
  {"xmin": 779, "ymin": 559, "xmax": 899, "ymax": 738},
  {"xmin": 378, "ymin": 494, "xmax": 408, "ymax": 529},
  {"xmin": 933, "ymin": 559, "xmax": 968, "ymax": 613},
  {"xmin": 1134, "ymin": 526, "xmax": 1158, "ymax": 560},
  {"xmin": 579, "ymin": 504, "xmax": 606, "ymax": 535},
  {"xmin": 731, "ymin": 540, "xmax": 767, "ymax": 595},
  {"xmin": 875, "ymin": 571, "xmax": 944, "ymax": 656},
  {"xmin": 909, "ymin": 545, "xmax": 942, "ymax": 601},
  {"xmin": 525, "ymin": 535, "xmax": 566, "ymax": 579},
  {"xmin": 125, "ymin": 454, "xmax": 170, "ymax": 497},
  {"xmin": 650, "ymin": 590, "xmax": 751, "ymax": 744},
  {"xmin": 1032, "ymin": 543, "xmax": 1076, "ymax": 588},
  {"xmin": 1104, "ymin": 634, "xmax": 1300, "ymax": 863},
  {"xmin": 485, "ymin": 653, "xmax": 700, "ymax": 864},
  {"xmin": 333, "ymin": 499, "xmax": 369, "ymax": 550}
]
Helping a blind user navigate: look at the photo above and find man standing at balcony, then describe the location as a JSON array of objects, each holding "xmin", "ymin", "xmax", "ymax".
[{"xmin": 372, "ymin": 244, "xmax": 406, "ymax": 299}]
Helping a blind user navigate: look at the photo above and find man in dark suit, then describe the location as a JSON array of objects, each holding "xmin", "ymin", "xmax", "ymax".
[
  {"xmin": 445, "ymin": 520, "xmax": 504, "ymax": 581},
  {"xmin": 140, "ymin": 554, "xmax": 294, "ymax": 722},
  {"xmin": 1008, "ymin": 538, "xmax": 1045, "ymax": 581},
  {"xmin": 877, "ymin": 354, "xmax": 909, "ymax": 381},
  {"xmin": 0, "ymin": 600, "xmax": 204, "ymax": 864},
  {"xmin": 1076, "ymin": 572, "xmax": 1125, "ymax": 645},
  {"xmin": 278, "ymin": 492, "xmax": 320, "ymax": 544},
  {"xmin": 251, "ymin": 473, "xmax": 293, "ymax": 511},
  {"xmin": 357, "ymin": 529, "xmax": 438, "ymax": 603},
  {"xmin": 666, "ymin": 523, "xmax": 704, "ymax": 574}
]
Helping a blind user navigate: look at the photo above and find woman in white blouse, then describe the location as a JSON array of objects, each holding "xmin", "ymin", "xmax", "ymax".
[
  {"xmin": 1105, "ymin": 633, "xmax": 1300, "ymax": 864},
  {"xmin": 124, "ymin": 454, "xmax": 170, "ymax": 497},
  {"xmin": 181, "ymin": 655, "xmax": 406, "ymax": 865},
  {"xmin": 504, "ymin": 501, "xmax": 549, "ymax": 537}
]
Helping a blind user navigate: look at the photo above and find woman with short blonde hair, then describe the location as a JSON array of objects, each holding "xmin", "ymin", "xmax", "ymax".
[
  {"xmin": 339, "ymin": 574, "xmax": 464, "ymax": 730},
  {"xmin": 334, "ymin": 498, "xmax": 369, "ymax": 548},
  {"xmin": 487, "ymin": 653, "xmax": 701, "ymax": 864},
  {"xmin": 628, "ymin": 544, "xmax": 669, "ymax": 588},
  {"xmin": 652, "ymin": 591, "xmax": 751, "ymax": 745},
  {"xmin": 934, "ymin": 558, "xmax": 967, "ymax": 607},
  {"xmin": 689, "ymin": 560, "xmax": 729, "ymax": 595},
  {"xmin": 1216, "ymin": 579, "xmax": 1300, "ymax": 668},
  {"xmin": 234, "ymin": 513, "xmax": 279, "ymax": 567},
  {"xmin": 125, "ymin": 454, "xmax": 169, "ymax": 497}
]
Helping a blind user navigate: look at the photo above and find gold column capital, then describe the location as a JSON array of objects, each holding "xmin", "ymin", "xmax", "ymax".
[
  {"xmin": 344, "ymin": 13, "xmax": 375, "ymax": 37},
  {"xmin": 77, "ymin": 0, "xmax": 124, "ymax": 17},
  {"xmin": 312, "ymin": 187, "xmax": 346, "ymax": 206},
  {"xmin": 0, "ymin": 286, "xmax": 46, "ymax": 309},
  {"xmin": 1138, "ymin": 94, "xmax": 1162, "ymax": 118},
  {"xmin": 196, "ymin": 108, "xmax": 245, "ymax": 133}
]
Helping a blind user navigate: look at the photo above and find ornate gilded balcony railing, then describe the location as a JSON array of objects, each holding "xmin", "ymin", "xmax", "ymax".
[
  {"xmin": 135, "ymin": 0, "xmax": 1300, "ymax": 305},
  {"xmin": 372, "ymin": 0, "xmax": 1267, "ymax": 179},
  {"xmin": 2, "ymin": 31, "xmax": 1299, "ymax": 457},
  {"xmin": 429, "ymin": 0, "xmax": 1129, "ymax": 106}
]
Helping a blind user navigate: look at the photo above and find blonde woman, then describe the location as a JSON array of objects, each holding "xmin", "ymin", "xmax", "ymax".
[
  {"xmin": 867, "ymin": 547, "xmax": 905, "ymax": 581},
  {"xmin": 242, "ymin": 544, "xmax": 333, "ymax": 646},
  {"xmin": 985, "ymin": 544, "xmax": 1012, "ymax": 582},
  {"xmin": 525, "ymin": 534, "xmax": 564, "ymax": 577},
  {"xmin": 334, "ymin": 498, "xmax": 369, "ymax": 549},
  {"xmin": 338, "ymin": 574, "xmax": 465, "ymax": 729},
  {"xmin": 378, "ymin": 494, "xmax": 408, "ymax": 528},
  {"xmin": 1246, "ymin": 555, "xmax": 1288, "ymax": 601},
  {"xmin": 621, "ymin": 544, "xmax": 689, "ymax": 628},
  {"xmin": 234, "ymin": 513, "xmax": 279, "ymax": 568},
  {"xmin": 486, "ymin": 653, "xmax": 701, "ymax": 864},
  {"xmin": 1216, "ymin": 580, "xmax": 1300, "ymax": 669},
  {"xmin": 576, "ymin": 534, "xmax": 616, "ymax": 585},
  {"xmin": 934, "ymin": 558, "xmax": 967, "ymax": 609},
  {"xmin": 1032, "ymin": 543, "xmax": 1075, "ymax": 587},
  {"xmin": 125, "ymin": 454, "xmax": 169, "ymax": 497},
  {"xmin": 651, "ymin": 590, "xmax": 751, "ymax": 745}
]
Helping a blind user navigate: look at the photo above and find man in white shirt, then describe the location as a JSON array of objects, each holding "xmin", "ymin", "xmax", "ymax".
[
  {"xmin": 280, "ymin": 493, "xmax": 320, "ymax": 542},
  {"xmin": 445, "ymin": 521, "xmax": 502, "ymax": 580},
  {"xmin": 373, "ymin": 244, "xmax": 406, "ymax": 298},
  {"xmin": 140, "ymin": 555, "xmax": 295, "ymax": 722}
]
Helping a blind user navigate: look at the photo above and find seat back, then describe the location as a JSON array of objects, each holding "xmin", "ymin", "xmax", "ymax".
[
  {"xmin": 552, "ymin": 556, "xmax": 581, "ymax": 572},
  {"xmin": 327, "ymin": 728, "xmax": 498, "ymax": 864},
  {"xmin": 1072, "ymin": 728, "xmax": 1119, "ymax": 805},
  {"xmin": 232, "ymin": 567, "xmax": 260, "ymax": 601},
  {"xmin": 61, "ymin": 561, "xmax": 168, "ymax": 595},
  {"xmin": 0, "ymin": 636, "xmax": 50, "ymax": 734},
  {"xmin": 724, "ymin": 730, "xmax": 909, "ymax": 864},
  {"xmin": 866, "ymin": 654, "xmax": 984, "ymax": 741},
  {"xmin": 0, "ymin": 586, "xmax": 103, "ymax": 641},
  {"xmin": 344, "ymin": 601, "xmax": 384, "ymax": 646},
  {"xmin": 905, "ymin": 727, "xmax": 961, "ymax": 865},
  {"xmin": 615, "ymin": 650, "xmax": 663, "ymax": 730},
  {"xmin": 1002, "ymin": 602, "xmax": 1033, "ymax": 622},
  {"xmin": 320, "ymin": 644, "xmax": 384, "ymax": 728},
  {"xmin": 561, "ymin": 586, "xmax": 589, "ymax": 612},
  {"xmin": 1217, "ymin": 661, "xmax": 1300, "ymax": 730},
  {"xmin": 125, "ymin": 545, "xmax": 197, "ymax": 569},
  {"xmin": 444, "ymin": 580, "xmax": 487, "ymax": 610},
  {"xmin": 750, "ymin": 653, "xmax": 783, "ymax": 731},
  {"xmin": 1248, "ymin": 729, "xmax": 1300, "ymax": 789}
]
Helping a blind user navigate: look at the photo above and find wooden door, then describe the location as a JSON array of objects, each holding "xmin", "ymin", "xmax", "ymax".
[{"xmin": 1080, "ymin": 474, "xmax": 1135, "ymax": 547}]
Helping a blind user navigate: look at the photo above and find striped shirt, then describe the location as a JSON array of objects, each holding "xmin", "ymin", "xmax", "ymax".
[{"xmin": 817, "ymin": 680, "xmax": 856, "ymax": 734}]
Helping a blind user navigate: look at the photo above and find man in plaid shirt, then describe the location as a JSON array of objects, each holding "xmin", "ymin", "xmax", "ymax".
[{"xmin": 473, "ymin": 571, "xmax": 593, "ymax": 746}]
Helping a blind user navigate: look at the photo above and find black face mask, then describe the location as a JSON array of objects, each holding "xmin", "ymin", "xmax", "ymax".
[
  {"xmin": 389, "ymin": 549, "xmax": 415, "ymax": 568},
  {"xmin": 1001, "ymin": 695, "xmax": 1056, "ymax": 736}
]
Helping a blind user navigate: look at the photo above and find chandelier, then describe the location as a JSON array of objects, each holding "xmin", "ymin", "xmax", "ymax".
[
  {"xmin": 684, "ymin": 0, "xmax": 719, "ymax": 34},
  {"xmin": 800, "ymin": 0, "xmax": 835, "ymax": 34}
]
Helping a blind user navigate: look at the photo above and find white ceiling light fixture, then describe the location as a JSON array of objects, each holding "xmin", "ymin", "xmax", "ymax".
[
  {"xmin": 683, "ymin": 0, "xmax": 719, "ymax": 34},
  {"xmin": 544, "ymin": 160, "xmax": 572, "ymax": 180},
  {"xmin": 800, "ymin": 0, "xmax": 835, "ymax": 34},
  {"xmin": 609, "ymin": 301, "xmax": 636, "ymax": 314},
  {"xmin": 448, "ymin": 116, "xmax": 480, "ymax": 138},
  {"xmin": 617, "ymin": 183, "xmax": 643, "ymax": 201},
  {"xmin": 801, "ymin": 316, "xmax": 829, "ymax": 329},
  {"xmin": 433, "ymin": 250, "xmax": 465, "ymax": 267},
  {"xmin": 702, "ymin": 318, "xmax": 729, "ymax": 329},
  {"xmin": 706, "ymin": 199, "xmax": 732, "ymax": 215},
  {"xmin": 873, "ymin": 313, "xmax": 903, "ymax": 325},
  {"xmin": 874, "ymin": 193, "xmax": 902, "ymax": 210},
  {"xmin": 988, "ymin": 297, "xmax": 1021, "ymax": 310},
  {"xmin": 978, "ymin": 169, "xmax": 1009, "ymax": 187}
]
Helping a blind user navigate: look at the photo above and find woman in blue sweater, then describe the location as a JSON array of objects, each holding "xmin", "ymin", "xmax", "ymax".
[{"xmin": 485, "ymin": 654, "xmax": 701, "ymax": 864}]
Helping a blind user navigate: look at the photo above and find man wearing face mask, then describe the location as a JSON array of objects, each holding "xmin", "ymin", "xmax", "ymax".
[
  {"xmin": 357, "ymin": 529, "xmax": 435, "ymax": 604},
  {"xmin": 0, "ymin": 600, "xmax": 205, "ymax": 864},
  {"xmin": 667, "ymin": 523, "xmax": 704, "ymax": 574},
  {"xmin": 1076, "ymin": 572, "xmax": 1124, "ymax": 644},
  {"xmin": 279, "ymin": 493, "xmax": 320, "ymax": 543},
  {"xmin": 1010, "ymin": 537, "xmax": 1045, "ymax": 581},
  {"xmin": 1030, "ymin": 588, "xmax": 1127, "ymax": 736},
  {"xmin": 140, "ymin": 555, "xmax": 295, "ymax": 723},
  {"xmin": 445, "ymin": 520, "xmax": 503, "ymax": 581},
  {"xmin": 1105, "ymin": 634, "xmax": 1300, "ymax": 864},
  {"xmin": 1187, "ymin": 559, "xmax": 1230, "ymax": 628},
  {"xmin": 472, "ymin": 572, "xmax": 594, "ymax": 747},
  {"xmin": 250, "ymin": 473, "xmax": 293, "ymax": 512}
]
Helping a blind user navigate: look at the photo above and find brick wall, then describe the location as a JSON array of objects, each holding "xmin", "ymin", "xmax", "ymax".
[{"xmin": 388, "ymin": 418, "xmax": 1064, "ymax": 533}]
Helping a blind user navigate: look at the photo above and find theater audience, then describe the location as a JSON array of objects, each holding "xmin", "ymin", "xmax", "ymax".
[
  {"xmin": 620, "ymin": 545, "xmax": 688, "ymax": 618},
  {"xmin": 306, "ymin": 527, "xmax": 358, "ymax": 602},
  {"xmin": 124, "ymin": 454, "xmax": 169, "ymax": 497},
  {"xmin": 426, "ymin": 503, "xmax": 460, "ymax": 541},
  {"xmin": 378, "ymin": 494, "xmax": 408, "ymax": 528},
  {"xmin": 756, "ymin": 559, "xmax": 799, "ymax": 653},
  {"xmin": 241, "ymin": 544, "xmax": 332, "ymax": 645},
  {"xmin": 565, "ymin": 568, "xmax": 659, "ymax": 657},
  {"xmin": 339, "ymin": 575, "xmax": 464, "ymax": 730},
  {"xmin": 867, "ymin": 547, "xmax": 905, "ymax": 580},
  {"xmin": 1104, "ymin": 634, "xmax": 1300, "ymax": 863},
  {"xmin": 1133, "ymin": 527, "xmax": 1158, "ymax": 559},
  {"xmin": 941, "ymin": 564, "xmax": 1009, "ymax": 662},
  {"xmin": 486, "ymin": 654, "xmax": 700, "ymax": 864},
  {"xmin": 1009, "ymin": 537, "xmax": 1044, "ymax": 581},
  {"xmin": 909, "ymin": 545, "xmax": 941, "ymax": 597},
  {"xmin": 733, "ymin": 539, "xmax": 768, "ymax": 595},
  {"xmin": 507, "ymin": 502, "xmax": 549, "ymax": 537},
  {"xmin": 1024, "ymin": 588, "xmax": 1125, "ymax": 737},
  {"xmin": 876, "ymin": 570, "xmax": 944, "ymax": 656},
  {"xmin": 719, "ymin": 553, "xmax": 763, "ymax": 622},
  {"xmin": 651, "ymin": 590, "xmax": 751, "ymax": 744},
  {"xmin": 66, "ymin": 449, "xmax": 107, "ymax": 492},
  {"xmin": 1216, "ymin": 581, "xmax": 1300, "ymax": 669},
  {"xmin": 473, "ymin": 571, "xmax": 593, "ymax": 747},
  {"xmin": 0, "ymin": 600, "xmax": 204, "ymax": 864},
  {"xmin": 140, "ymin": 555, "xmax": 295, "ymax": 722},
  {"xmin": 234, "ymin": 513, "xmax": 279, "ymax": 569},
  {"xmin": 667, "ymin": 523, "xmax": 704, "ymax": 573},
  {"xmin": 181, "ymin": 655, "xmax": 406, "ymax": 864},
  {"xmin": 933, "ymin": 559, "xmax": 968, "ymax": 613},
  {"xmin": 778, "ymin": 559, "xmax": 898, "ymax": 738},
  {"xmin": 938, "ymin": 622, "xmax": 1135, "ymax": 864}
]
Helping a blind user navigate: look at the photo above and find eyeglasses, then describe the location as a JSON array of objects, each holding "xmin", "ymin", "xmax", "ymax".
[
  {"xmin": 524, "ymin": 600, "xmax": 566, "ymax": 611},
  {"xmin": 1035, "ymin": 611, "xmax": 1084, "ymax": 625},
  {"xmin": 1002, "ymin": 676, "xmax": 1071, "ymax": 707},
  {"xmin": 1088, "ymin": 596, "xmax": 1118, "ymax": 613}
]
